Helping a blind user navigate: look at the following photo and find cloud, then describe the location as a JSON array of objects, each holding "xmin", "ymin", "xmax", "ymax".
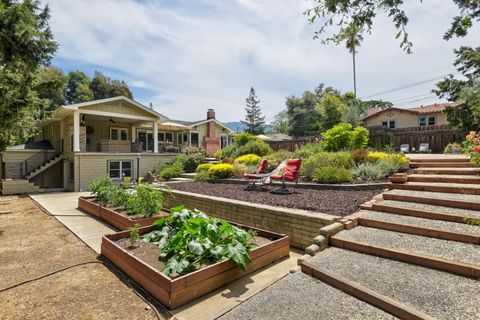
[{"xmin": 45, "ymin": 0, "xmax": 479, "ymax": 121}]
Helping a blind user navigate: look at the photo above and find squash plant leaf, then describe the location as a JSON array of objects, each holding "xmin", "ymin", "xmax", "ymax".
[{"xmin": 163, "ymin": 255, "xmax": 191, "ymax": 276}]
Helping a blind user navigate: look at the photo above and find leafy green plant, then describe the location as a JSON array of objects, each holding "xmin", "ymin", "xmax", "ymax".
[
  {"xmin": 141, "ymin": 206, "xmax": 256, "ymax": 276},
  {"xmin": 208, "ymin": 163, "xmax": 234, "ymax": 179},
  {"xmin": 159, "ymin": 162, "xmax": 184, "ymax": 180},
  {"xmin": 194, "ymin": 170, "xmax": 211, "ymax": 181},
  {"xmin": 236, "ymin": 140, "xmax": 272, "ymax": 157},
  {"xmin": 322, "ymin": 123, "xmax": 369, "ymax": 151},
  {"xmin": 109, "ymin": 188, "xmax": 131, "ymax": 207},
  {"xmin": 129, "ymin": 223, "xmax": 140, "ymax": 247},
  {"xmin": 87, "ymin": 175, "xmax": 116, "ymax": 204},
  {"xmin": 313, "ymin": 166, "xmax": 353, "ymax": 183},
  {"xmin": 301, "ymin": 152, "xmax": 353, "ymax": 180},
  {"xmin": 464, "ymin": 218, "xmax": 480, "ymax": 226},
  {"xmin": 234, "ymin": 154, "xmax": 262, "ymax": 166},
  {"xmin": 234, "ymin": 132, "xmax": 261, "ymax": 145},
  {"xmin": 196, "ymin": 163, "xmax": 214, "ymax": 172},
  {"xmin": 351, "ymin": 126, "xmax": 369, "ymax": 149},
  {"xmin": 125, "ymin": 184, "xmax": 164, "ymax": 217},
  {"xmin": 232, "ymin": 162, "xmax": 248, "ymax": 178},
  {"xmin": 175, "ymin": 154, "xmax": 206, "ymax": 173},
  {"xmin": 291, "ymin": 142, "xmax": 323, "ymax": 159},
  {"xmin": 265, "ymin": 149, "xmax": 292, "ymax": 171}
]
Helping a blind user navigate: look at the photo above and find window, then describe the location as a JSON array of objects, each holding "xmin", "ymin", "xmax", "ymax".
[
  {"xmin": 190, "ymin": 131, "xmax": 199, "ymax": 147},
  {"xmin": 220, "ymin": 134, "xmax": 230, "ymax": 149},
  {"xmin": 108, "ymin": 160, "xmax": 132, "ymax": 179},
  {"xmin": 158, "ymin": 131, "xmax": 174, "ymax": 143},
  {"xmin": 110, "ymin": 127, "xmax": 128, "ymax": 140},
  {"xmin": 382, "ymin": 120, "xmax": 396, "ymax": 129},
  {"xmin": 177, "ymin": 132, "xmax": 189, "ymax": 145},
  {"xmin": 419, "ymin": 116, "xmax": 436, "ymax": 126}
]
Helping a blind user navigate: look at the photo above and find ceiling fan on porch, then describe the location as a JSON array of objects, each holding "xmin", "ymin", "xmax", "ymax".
[{"xmin": 109, "ymin": 118, "xmax": 116, "ymax": 124}]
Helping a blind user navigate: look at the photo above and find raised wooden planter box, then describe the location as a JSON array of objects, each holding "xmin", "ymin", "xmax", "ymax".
[
  {"xmin": 78, "ymin": 196, "xmax": 168, "ymax": 230},
  {"xmin": 78, "ymin": 196, "xmax": 101, "ymax": 217},
  {"xmin": 101, "ymin": 225, "xmax": 290, "ymax": 309}
]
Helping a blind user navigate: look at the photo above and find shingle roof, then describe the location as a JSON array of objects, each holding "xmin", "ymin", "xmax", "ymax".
[
  {"xmin": 8, "ymin": 140, "xmax": 54, "ymax": 150},
  {"xmin": 360, "ymin": 102, "xmax": 461, "ymax": 122}
]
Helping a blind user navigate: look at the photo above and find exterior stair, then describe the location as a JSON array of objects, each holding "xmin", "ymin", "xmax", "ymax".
[
  {"xmin": 407, "ymin": 174, "xmax": 480, "ymax": 184},
  {"xmin": 410, "ymin": 162, "xmax": 476, "ymax": 168},
  {"xmin": 413, "ymin": 167, "xmax": 480, "ymax": 175},
  {"xmin": 26, "ymin": 154, "xmax": 64, "ymax": 180},
  {"xmin": 383, "ymin": 189, "xmax": 480, "ymax": 210},
  {"xmin": 389, "ymin": 181, "xmax": 480, "ymax": 195}
]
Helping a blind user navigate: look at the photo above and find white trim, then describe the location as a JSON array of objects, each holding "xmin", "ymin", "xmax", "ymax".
[
  {"xmin": 73, "ymin": 111, "xmax": 80, "ymax": 152},
  {"xmin": 77, "ymin": 109, "xmax": 157, "ymax": 122},
  {"xmin": 153, "ymin": 121, "xmax": 158, "ymax": 153}
]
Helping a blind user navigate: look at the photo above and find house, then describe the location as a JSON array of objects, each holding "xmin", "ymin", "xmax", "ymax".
[
  {"xmin": 360, "ymin": 103, "xmax": 459, "ymax": 129},
  {"xmin": 0, "ymin": 96, "xmax": 234, "ymax": 194}
]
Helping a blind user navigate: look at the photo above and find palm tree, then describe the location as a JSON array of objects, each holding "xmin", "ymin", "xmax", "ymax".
[{"xmin": 344, "ymin": 25, "xmax": 363, "ymax": 99}]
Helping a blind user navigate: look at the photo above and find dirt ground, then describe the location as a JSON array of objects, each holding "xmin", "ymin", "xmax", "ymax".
[
  {"xmin": 0, "ymin": 196, "xmax": 171, "ymax": 320},
  {"xmin": 170, "ymin": 182, "xmax": 383, "ymax": 216}
]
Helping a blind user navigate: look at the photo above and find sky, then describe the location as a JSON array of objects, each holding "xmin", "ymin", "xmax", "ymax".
[{"xmin": 45, "ymin": 0, "xmax": 480, "ymax": 123}]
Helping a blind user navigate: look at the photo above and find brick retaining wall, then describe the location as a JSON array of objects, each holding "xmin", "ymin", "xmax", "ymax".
[{"xmin": 162, "ymin": 189, "xmax": 336, "ymax": 249}]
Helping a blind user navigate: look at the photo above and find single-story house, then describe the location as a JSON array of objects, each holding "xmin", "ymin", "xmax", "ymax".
[
  {"xmin": 360, "ymin": 103, "xmax": 460, "ymax": 129},
  {"xmin": 0, "ymin": 96, "xmax": 234, "ymax": 194}
]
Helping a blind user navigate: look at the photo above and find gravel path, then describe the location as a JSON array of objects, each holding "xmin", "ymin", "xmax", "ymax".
[
  {"xmin": 334, "ymin": 226, "xmax": 480, "ymax": 266},
  {"xmin": 385, "ymin": 189, "xmax": 480, "ymax": 202},
  {"xmin": 218, "ymin": 272, "xmax": 397, "ymax": 320},
  {"xmin": 360, "ymin": 210, "xmax": 480, "ymax": 236},
  {"xmin": 170, "ymin": 182, "xmax": 383, "ymax": 216},
  {"xmin": 377, "ymin": 200, "xmax": 480, "ymax": 219},
  {"xmin": 309, "ymin": 248, "xmax": 480, "ymax": 320}
]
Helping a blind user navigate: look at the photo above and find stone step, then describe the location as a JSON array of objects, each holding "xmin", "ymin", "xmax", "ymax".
[
  {"xmin": 330, "ymin": 226, "xmax": 480, "ymax": 278},
  {"xmin": 407, "ymin": 174, "xmax": 480, "ymax": 184},
  {"xmin": 357, "ymin": 210, "xmax": 480, "ymax": 244},
  {"xmin": 303, "ymin": 248, "xmax": 480, "ymax": 320},
  {"xmin": 409, "ymin": 157, "xmax": 470, "ymax": 163},
  {"xmin": 383, "ymin": 189, "xmax": 480, "ymax": 211},
  {"xmin": 170, "ymin": 177, "xmax": 194, "ymax": 182},
  {"xmin": 180, "ymin": 172, "xmax": 196, "ymax": 179},
  {"xmin": 372, "ymin": 200, "xmax": 480, "ymax": 223},
  {"xmin": 410, "ymin": 162, "xmax": 476, "ymax": 168},
  {"xmin": 389, "ymin": 181, "xmax": 480, "ymax": 195},
  {"xmin": 414, "ymin": 167, "xmax": 480, "ymax": 175},
  {"xmin": 219, "ymin": 272, "xmax": 398, "ymax": 320}
]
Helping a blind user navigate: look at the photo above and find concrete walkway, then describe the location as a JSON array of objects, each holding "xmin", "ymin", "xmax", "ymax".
[{"xmin": 28, "ymin": 191, "xmax": 301, "ymax": 320}]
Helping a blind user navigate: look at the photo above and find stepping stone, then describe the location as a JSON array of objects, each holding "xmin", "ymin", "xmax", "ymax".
[
  {"xmin": 357, "ymin": 210, "xmax": 480, "ymax": 244},
  {"xmin": 218, "ymin": 272, "xmax": 397, "ymax": 320},
  {"xmin": 383, "ymin": 189, "xmax": 480, "ymax": 211},
  {"xmin": 372, "ymin": 199, "xmax": 480, "ymax": 223},
  {"xmin": 306, "ymin": 248, "xmax": 480, "ymax": 320},
  {"xmin": 330, "ymin": 226, "xmax": 480, "ymax": 278},
  {"xmin": 414, "ymin": 167, "xmax": 480, "ymax": 175},
  {"xmin": 407, "ymin": 174, "xmax": 480, "ymax": 184},
  {"xmin": 389, "ymin": 181, "xmax": 480, "ymax": 195}
]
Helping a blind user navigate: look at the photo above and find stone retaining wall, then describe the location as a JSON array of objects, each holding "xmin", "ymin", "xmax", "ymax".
[{"xmin": 163, "ymin": 189, "xmax": 336, "ymax": 249}]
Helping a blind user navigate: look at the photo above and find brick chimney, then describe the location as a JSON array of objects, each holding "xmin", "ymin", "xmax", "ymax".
[{"xmin": 207, "ymin": 108, "xmax": 215, "ymax": 120}]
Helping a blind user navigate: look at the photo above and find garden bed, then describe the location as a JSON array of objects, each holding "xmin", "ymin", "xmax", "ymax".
[
  {"xmin": 101, "ymin": 224, "xmax": 290, "ymax": 309},
  {"xmin": 169, "ymin": 182, "xmax": 383, "ymax": 216},
  {"xmin": 78, "ymin": 196, "xmax": 168, "ymax": 230}
]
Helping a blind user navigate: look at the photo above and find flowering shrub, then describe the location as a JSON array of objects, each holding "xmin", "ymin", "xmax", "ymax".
[
  {"xmin": 234, "ymin": 154, "xmax": 262, "ymax": 166},
  {"xmin": 463, "ymin": 131, "xmax": 480, "ymax": 165},
  {"xmin": 366, "ymin": 151, "xmax": 389, "ymax": 162},
  {"xmin": 208, "ymin": 163, "xmax": 234, "ymax": 179}
]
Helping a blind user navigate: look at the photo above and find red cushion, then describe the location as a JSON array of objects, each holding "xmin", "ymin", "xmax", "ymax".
[
  {"xmin": 283, "ymin": 159, "xmax": 302, "ymax": 181},
  {"xmin": 257, "ymin": 159, "xmax": 268, "ymax": 174}
]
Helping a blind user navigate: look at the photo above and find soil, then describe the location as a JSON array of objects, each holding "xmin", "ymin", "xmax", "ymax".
[
  {"xmin": 0, "ymin": 196, "xmax": 170, "ymax": 320},
  {"xmin": 170, "ymin": 182, "xmax": 384, "ymax": 216},
  {"xmin": 116, "ymin": 235, "xmax": 272, "ymax": 277}
]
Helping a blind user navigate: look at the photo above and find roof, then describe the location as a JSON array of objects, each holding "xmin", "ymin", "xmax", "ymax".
[
  {"xmin": 360, "ymin": 102, "xmax": 461, "ymax": 122},
  {"xmin": 7, "ymin": 140, "xmax": 54, "ymax": 151},
  {"xmin": 169, "ymin": 118, "xmax": 234, "ymax": 133},
  {"xmin": 267, "ymin": 133, "xmax": 292, "ymax": 141}
]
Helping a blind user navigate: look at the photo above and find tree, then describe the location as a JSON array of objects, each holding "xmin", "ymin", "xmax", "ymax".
[
  {"xmin": 286, "ymin": 90, "xmax": 322, "ymax": 137},
  {"xmin": 271, "ymin": 110, "xmax": 290, "ymax": 134},
  {"xmin": 36, "ymin": 66, "xmax": 67, "ymax": 112},
  {"xmin": 0, "ymin": 0, "xmax": 58, "ymax": 151},
  {"xmin": 244, "ymin": 87, "xmax": 265, "ymax": 135},
  {"xmin": 316, "ymin": 92, "xmax": 348, "ymax": 130},
  {"xmin": 443, "ymin": 79, "xmax": 480, "ymax": 130},
  {"xmin": 90, "ymin": 71, "xmax": 133, "ymax": 100},
  {"xmin": 65, "ymin": 71, "xmax": 93, "ymax": 104}
]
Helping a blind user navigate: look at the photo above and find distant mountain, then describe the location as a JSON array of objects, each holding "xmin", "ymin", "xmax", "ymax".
[{"xmin": 225, "ymin": 121, "xmax": 272, "ymax": 134}]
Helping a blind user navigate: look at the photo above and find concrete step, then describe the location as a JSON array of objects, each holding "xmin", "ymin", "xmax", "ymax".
[
  {"xmin": 170, "ymin": 177, "xmax": 194, "ymax": 182},
  {"xmin": 330, "ymin": 226, "xmax": 480, "ymax": 278},
  {"xmin": 410, "ymin": 162, "xmax": 476, "ymax": 168},
  {"xmin": 409, "ymin": 157, "xmax": 470, "ymax": 163},
  {"xmin": 357, "ymin": 210, "xmax": 480, "ymax": 244},
  {"xmin": 407, "ymin": 174, "xmax": 480, "ymax": 184},
  {"xmin": 389, "ymin": 181, "xmax": 480, "ymax": 195},
  {"xmin": 304, "ymin": 248, "xmax": 480, "ymax": 320},
  {"xmin": 372, "ymin": 199, "xmax": 480, "ymax": 223},
  {"xmin": 180, "ymin": 172, "xmax": 196, "ymax": 178},
  {"xmin": 414, "ymin": 167, "xmax": 480, "ymax": 175},
  {"xmin": 219, "ymin": 272, "xmax": 398, "ymax": 320},
  {"xmin": 383, "ymin": 189, "xmax": 480, "ymax": 211}
]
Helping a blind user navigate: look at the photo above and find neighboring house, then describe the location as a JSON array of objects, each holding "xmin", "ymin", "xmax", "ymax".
[
  {"xmin": 360, "ymin": 103, "xmax": 459, "ymax": 129},
  {"xmin": 0, "ymin": 96, "xmax": 234, "ymax": 194}
]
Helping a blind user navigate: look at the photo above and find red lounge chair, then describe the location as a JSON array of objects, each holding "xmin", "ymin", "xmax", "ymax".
[
  {"xmin": 244, "ymin": 159, "xmax": 269, "ymax": 190},
  {"xmin": 270, "ymin": 159, "xmax": 302, "ymax": 194}
]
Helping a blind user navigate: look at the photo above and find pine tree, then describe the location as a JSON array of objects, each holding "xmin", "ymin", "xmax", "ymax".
[{"xmin": 244, "ymin": 87, "xmax": 265, "ymax": 135}]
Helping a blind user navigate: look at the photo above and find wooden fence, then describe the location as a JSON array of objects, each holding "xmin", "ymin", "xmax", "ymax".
[
  {"xmin": 266, "ymin": 136, "xmax": 321, "ymax": 152},
  {"xmin": 368, "ymin": 125, "xmax": 467, "ymax": 153}
]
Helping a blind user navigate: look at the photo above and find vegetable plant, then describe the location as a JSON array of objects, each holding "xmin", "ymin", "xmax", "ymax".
[
  {"xmin": 87, "ymin": 175, "xmax": 116, "ymax": 203},
  {"xmin": 129, "ymin": 224, "xmax": 140, "ymax": 247},
  {"xmin": 141, "ymin": 206, "xmax": 256, "ymax": 277},
  {"xmin": 126, "ymin": 184, "xmax": 165, "ymax": 217}
]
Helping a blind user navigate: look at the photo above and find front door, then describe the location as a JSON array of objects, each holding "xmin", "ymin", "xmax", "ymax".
[{"xmin": 137, "ymin": 129, "xmax": 153, "ymax": 152}]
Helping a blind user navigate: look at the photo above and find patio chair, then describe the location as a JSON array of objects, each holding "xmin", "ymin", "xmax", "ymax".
[
  {"xmin": 400, "ymin": 144, "xmax": 410, "ymax": 153},
  {"xmin": 244, "ymin": 159, "xmax": 269, "ymax": 191},
  {"xmin": 418, "ymin": 143, "xmax": 431, "ymax": 153},
  {"xmin": 270, "ymin": 159, "xmax": 302, "ymax": 195}
]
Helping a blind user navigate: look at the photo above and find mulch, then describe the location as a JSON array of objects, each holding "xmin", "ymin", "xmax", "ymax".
[{"xmin": 169, "ymin": 182, "xmax": 384, "ymax": 216}]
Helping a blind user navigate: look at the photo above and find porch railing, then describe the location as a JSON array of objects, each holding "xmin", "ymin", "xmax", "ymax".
[{"xmin": 22, "ymin": 149, "xmax": 58, "ymax": 178}]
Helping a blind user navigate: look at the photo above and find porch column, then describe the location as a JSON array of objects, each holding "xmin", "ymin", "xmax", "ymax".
[
  {"xmin": 153, "ymin": 121, "xmax": 159, "ymax": 153},
  {"xmin": 73, "ymin": 111, "xmax": 80, "ymax": 152},
  {"xmin": 131, "ymin": 126, "xmax": 136, "ymax": 142}
]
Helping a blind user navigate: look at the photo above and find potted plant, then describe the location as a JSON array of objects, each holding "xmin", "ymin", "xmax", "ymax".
[{"xmin": 389, "ymin": 173, "xmax": 408, "ymax": 183}]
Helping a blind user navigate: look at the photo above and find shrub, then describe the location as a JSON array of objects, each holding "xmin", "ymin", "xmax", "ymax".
[
  {"xmin": 232, "ymin": 162, "xmax": 248, "ymax": 178},
  {"xmin": 444, "ymin": 143, "xmax": 462, "ymax": 154},
  {"xmin": 366, "ymin": 151, "xmax": 389, "ymax": 162},
  {"xmin": 265, "ymin": 149, "xmax": 292, "ymax": 171},
  {"xmin": 301, "ymin": 152, "xmax": 353, "ymax": 180},
  {"xmin": 235, "ymin": 140, "xmax": 272, "ymax": 157},
  {"xmin": 235, "ymin": 154, "xmax": 262, "ymax": 166},
  {"xmin": 196, "ymin": 163, "xmax": 214, "ymax": 173},
  {"xmin": 292, "ymin": 142, "xmax": 323, "ymax": 159},
  {"xmin": 88, "ymin": 175, "xmax": 116, "ymax": 203},
  {"xmin": 351, "ymin": 126, "xmax": 369, "ymax": 149},
  {"xmin": 175, "ymin": 154, "xmax": 206, "ymax": 173},
  {"xmin": 194, "ymin": 170, "xmax": 211, "ymax": 181},
  {"xmin": 125, "ymin": 184, "xmax": 164, "ymax": 217},
  {"xmin": 352, "ymin": 163, "xmax": 387, "ymax": 181},
  {"xmin": 378, "ymin": 159, "xmax": 401, "ymax": 176},
  {"xmin": 386, "ymin": 153, "xmax": 409, "ymax": 167},
  {"xmin": 322, "ymin": 123, "xmax": 369, "ymax": 151},
  {"xmin": 351, "ymin": 149, "xmax": 368, "ymax": 164},
  {"xmin": 159, "ymin": 162, "xmax": 184, "ymax": 180},
  {"xmin": 313, "ymin": 166, "xmax": 353, "ymax": 183},
  {"xmin": 234, "ymin": 132, "xmax": 261, "ymax": 145},
  {"xmin": 208, "ymin": 163, "xmax": 234, "ymax": 179}
]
